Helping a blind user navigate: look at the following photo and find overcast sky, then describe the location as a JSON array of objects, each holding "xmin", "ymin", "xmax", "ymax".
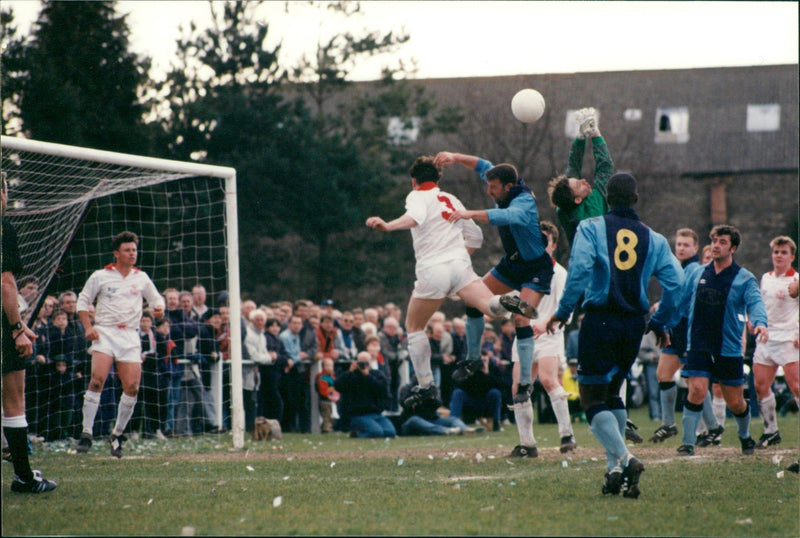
[{"xmin": 4, "ymin": 1, "xmax": 798, "ymax": 81}]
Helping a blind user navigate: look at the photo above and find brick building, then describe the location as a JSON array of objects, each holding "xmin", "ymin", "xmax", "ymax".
[{"xmin": 387, "ymin": 64, "xmax": 798, "ymax": 278}]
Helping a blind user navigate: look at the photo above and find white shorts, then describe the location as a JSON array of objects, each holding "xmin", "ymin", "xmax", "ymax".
[
  {"xmin": 753, "ymin": 340, "xmax": 799, "ymax": 368},
  {"xmin": 90, "ymin": 326, "xmax": 142, "ymax": 363},
  {"xmin": 412, "ymin": 258, "xmax": 479, "ymax": 300},
  {"xmin": 511, "ymin": 331, "xmax": 565, "ymax": 364}
]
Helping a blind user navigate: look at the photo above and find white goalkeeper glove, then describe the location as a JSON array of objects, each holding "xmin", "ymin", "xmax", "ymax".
[{"xmin": 575, "ymin": 107, "xmax": 600, "ymax": 139}]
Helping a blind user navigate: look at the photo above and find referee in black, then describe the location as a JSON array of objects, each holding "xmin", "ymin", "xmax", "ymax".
[{"xmin": 2, "ymin": 173, "xmax": 57, "ymax": 493}]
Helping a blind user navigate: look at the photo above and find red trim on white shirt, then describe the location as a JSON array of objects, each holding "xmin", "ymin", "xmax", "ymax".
[
  {"xmin": 416, "ymin": 181, "xmax": 437, "ymax": 191},
  {"xmin": 103, "ymin": 263, "xmax": 140, "ymax": 273}
]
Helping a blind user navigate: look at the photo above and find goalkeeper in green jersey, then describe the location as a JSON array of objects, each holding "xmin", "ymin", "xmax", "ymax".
[{"xmin": 547, "ymin": 107, "xmax": 614, "ymax": 245}]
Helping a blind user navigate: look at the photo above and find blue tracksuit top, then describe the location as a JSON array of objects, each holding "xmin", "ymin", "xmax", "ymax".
[
  {"xmin": 554, "ymin": 209, "xmax": 683, "ymax": 329},
  {"xmin": 475, "ymin": 159, "xmax": 547, "ymax": 261},
  {"xmin": 681, "ymin": 260, "xmax": 767, "ymax": 357}
]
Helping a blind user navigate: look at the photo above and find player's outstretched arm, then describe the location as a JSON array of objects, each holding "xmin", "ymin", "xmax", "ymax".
[
  {"xmin": 448, "ymin": 209, "xmax": 489, "ymax": 224},
  {"xmin": 366, "ymin": 214, "xmax": 417, "ymax": 232},
  {"xmin": 434, "ymin": 152, "xmax": 479, "ymax": 170}
]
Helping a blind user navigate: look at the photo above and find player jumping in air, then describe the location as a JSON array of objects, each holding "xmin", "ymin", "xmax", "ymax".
[
  {"xmin": 366, "ymin": 156, "xmax": 535, "ymax": 410},
  {"xmin": 434, "ymin": 152, "xmax": 552, "ymax": 413}
]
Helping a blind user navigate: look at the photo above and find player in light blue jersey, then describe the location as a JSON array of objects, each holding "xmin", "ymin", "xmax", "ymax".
[
  {"xmin": 675, "ymin": 225, "xmax": 768, "ymax": 456},
  {"xmin": 546, "ymin": 173, "xmax": 683, "ymax": 499}
]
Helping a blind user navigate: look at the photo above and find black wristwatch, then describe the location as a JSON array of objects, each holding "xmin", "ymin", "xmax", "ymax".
[{"xmin": 11, "ymin": 321, "xmax": 23, "ymax": 332}]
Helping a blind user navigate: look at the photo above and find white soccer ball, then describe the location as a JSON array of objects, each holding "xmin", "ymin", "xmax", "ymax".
[{"xmin": 510, "ymin": 89, "xmax": 546, "ymax": 123}]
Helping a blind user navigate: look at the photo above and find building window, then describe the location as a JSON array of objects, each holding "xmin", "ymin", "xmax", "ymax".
[
  {"xmin": 623, "ymin": 108, "xmax": 642, "ymax": 121},
  {"xmin": 654, "ymin": 107, "xmax": 689, "ymax": 144},
  {"xmin": 564, "ymin": 109, "xmax": 579, "ymax": 138},
  {"xmin": 746, "ymin": 104, "xmax": 780, "ymax": 132},
  {"xmin": 387, "ymin": 117, "xmax": 420, "ymax": 145}
]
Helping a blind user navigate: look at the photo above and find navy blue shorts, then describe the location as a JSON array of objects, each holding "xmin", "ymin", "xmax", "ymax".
[
  {"xmin": 684, "ymin": 351, "xmax": 744, "ymax": 386},
  {"xmin": 577, "ymin": 311, "xmax": 645, "ymax": 385},
  {"xmin": 490, "ymin": 252, "xmax": 553, "ymax": 295},
  {"xmin": 1, "ymin": 335, "xmax": 27, "ymax": 375}
]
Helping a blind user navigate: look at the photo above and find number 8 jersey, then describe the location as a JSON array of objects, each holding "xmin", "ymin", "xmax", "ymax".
[
  {"xmin": 404, "ymin": 181, "xmax": 483, "ymax": 270},
  {"xmin": 554, "ymin": 207, "xmax": 683, "ymax": 329}
]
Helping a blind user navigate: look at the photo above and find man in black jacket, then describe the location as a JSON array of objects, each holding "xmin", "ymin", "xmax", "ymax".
[{"xmin": 335, "ymin": 352, "xmax": 396, "ymax": 438}]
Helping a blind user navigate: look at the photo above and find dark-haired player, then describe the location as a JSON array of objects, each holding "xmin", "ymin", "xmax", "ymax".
[
  {"xmin": 433, "ymin": 151, "xmax": 552, "ymax": 411},
  {"xmin": 547, "ymin": 107, "xmax": 613, "ymax": 244},
  {"xmin": 676, "ymin": 225, "xmax": 768, "ymax": 456},
  {"xmin": 546, "ymin": 173, "xmax": 683, "ymax": 499},
  {"xmin": 366, "ymin": 156, "xmax": 535, "ymax": 410},
  {"xmin": 75, "ymin": 231, "xmax": 165, "ymax": 458}
]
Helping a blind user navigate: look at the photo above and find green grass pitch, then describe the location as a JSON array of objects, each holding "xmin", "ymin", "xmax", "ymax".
[{"xmin": 3, "ymin": 407, "xmax": 798, "ymax": 536}]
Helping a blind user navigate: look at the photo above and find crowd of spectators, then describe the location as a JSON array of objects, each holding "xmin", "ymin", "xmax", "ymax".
[
  {"xmin": 13, "ymin": 273, "xmax": 795, "ymax": 445},
  {"xmin": 18, "ymin": 276, "xmax": 593, "ymax": 442}
]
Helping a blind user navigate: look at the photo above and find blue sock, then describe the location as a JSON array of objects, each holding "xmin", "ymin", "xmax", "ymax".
[
  {"xmin": 659, "ymin": 382, "xmax": 677, "ymax": 426},
  {"xmin": 611, "ymin": 408, "xmax": 627, "ymax": 439},
  {"xmin": 701, "ymin": 391, "xmax": 719, "ymax": 429},
  {"xmin": 516, "ymin": 325, "xmax": 535, "ymax": 383},
  {"xmin": 465, "ymin": 311, "xmax": 484, "ymax": 361},
  {"xmin": 681, "ymin": 401, "xmax": 703, "ymax": 446},
  {"xmin": 590, "ymin": 410, "xmax": 628, "ymax": 469},
  {"xmin": 733, "ymin": 402, "xmax": 751, "ymax": 439}
]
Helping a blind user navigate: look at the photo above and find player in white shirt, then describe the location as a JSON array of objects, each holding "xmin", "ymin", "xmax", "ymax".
[
  {"xmin": 366, "ymin": 156, "xmax": 536, "ymax": 409},
  {"xmin": 509, "ymin": 221, "xmax": 576, "ymax": 456},
  {"xmin": 75, "ymin": 231, "xmax": 165, "ymax": 458},
  {"xmin": 753, "ymin": 236, "xmax": 799, "ymax": 449}
]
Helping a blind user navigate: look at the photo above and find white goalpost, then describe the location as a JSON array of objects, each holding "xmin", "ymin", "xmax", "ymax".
[{"xmin": 1, "ymin": 136, "xmax": 247, "ymax": 449}]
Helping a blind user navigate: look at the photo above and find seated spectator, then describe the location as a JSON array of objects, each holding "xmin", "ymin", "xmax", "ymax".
[
  {"xmin": 449, "ymin": 353, "xmax": 504, "ymax": 431},
  {"xmin": 315, "ymin": 358, "xmax": 340, "ymax": 433},
  {"xmin": 397, "ymin": 378, "xmax": 471, "ymax": 436},
  {"xmin": 335, "ymin": 352, "xmax": 396, "ymax": 438}
]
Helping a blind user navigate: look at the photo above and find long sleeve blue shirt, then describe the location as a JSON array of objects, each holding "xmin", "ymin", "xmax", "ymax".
[
  {"xmin": 555, "ymin": 209, "xmax": 683, "ymax": 328},
  {"xmin": 682, "ymin": 261, "xmax": 767, "ymax": 357},
  {"xmin": 475, "ymin": 159, "xmax": 547, "ymax": 261}
]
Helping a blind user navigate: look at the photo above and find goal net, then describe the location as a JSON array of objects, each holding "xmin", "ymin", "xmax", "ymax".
[{"xmin": 1, "ymin": 136, "xmax": 246, "ymax": 449}]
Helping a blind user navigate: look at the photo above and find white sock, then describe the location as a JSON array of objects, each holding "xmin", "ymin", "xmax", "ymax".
[
  {"xmin": 758, "ymin": 393, "xmax": 778, "ymax": 434},
  {"xmin": 712, "ymin": 397, "xmax": 727, "ymax": 427},
  {"xmin": 548, "ymin": 386, "xmax": 574, "ymax": 438},
  {"xmin": 407, "ymin": 331, "xmax": 434, "ymax": 387},
  {"xmin": 112, "ymin": 393, "xmax": 138, "ymax": 436},
  {"xmin": 618, "ymin": 379, "xmax": 627, "ymax": 400},
  {"xmin": 82, "ymin": 390, "xmax": 101, "ymax": 435},
  {"xmin": 513, "ymin": 400, "xmax": 536, "ymax": 447}
]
